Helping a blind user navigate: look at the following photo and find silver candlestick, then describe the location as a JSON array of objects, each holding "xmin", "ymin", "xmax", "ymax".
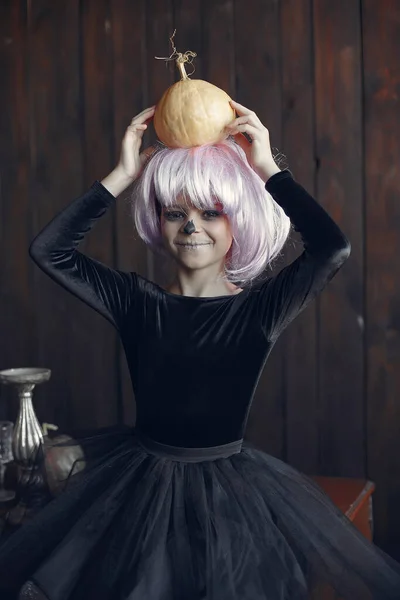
[{"xmin": 0, "ymin": 367, "xmax": 51, "ymax": 523}]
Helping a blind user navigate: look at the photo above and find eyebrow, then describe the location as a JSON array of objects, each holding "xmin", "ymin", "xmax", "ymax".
[{"xmin": 162, "ymin": 205, "xmax": 225, "ymax": 217}]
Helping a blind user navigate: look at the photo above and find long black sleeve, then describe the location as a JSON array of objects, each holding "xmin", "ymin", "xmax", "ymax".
[
  {"xmin": 29, "ymin": 181, "xmax": 138, "ymax": 330},
  {"xmin": 256, "ymin": 170, "xmax": 351, "ymax": 340}
]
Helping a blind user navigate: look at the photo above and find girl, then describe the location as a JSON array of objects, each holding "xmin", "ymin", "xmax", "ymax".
[{"xmin": 1, "ymin": 102, "xmax": 400, "ymax": 600}]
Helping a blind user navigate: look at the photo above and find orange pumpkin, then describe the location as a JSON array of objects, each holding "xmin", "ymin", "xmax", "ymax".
[{"xmin": 154, "ymin": 51, "xmax": 235, "ymax": 148}]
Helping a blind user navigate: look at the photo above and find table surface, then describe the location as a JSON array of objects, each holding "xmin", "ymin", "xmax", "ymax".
[{"xmin": 313, "ymin": 476, "xmax": 375, "ymax": 520}]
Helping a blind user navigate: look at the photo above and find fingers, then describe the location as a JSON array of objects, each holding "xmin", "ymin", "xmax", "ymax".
[
  {"xmin": 226, "ymin": 122, "xmax": 259, "ymax": 138},
  {"xmin": 228, "ymin": 114, "xmax": 264, "ymax": 132},
  {"xmin": 229, "ymin": 99, "xmax": 258, "ymax": 118},
  {"xmin": 123, "ymin": 123, "xmax": 148, "ymax": 149},
  {"xmin": 128, "ymin": 123, "xmax": 147, "ymax": 131},
  {"xmin": 230, "ymin": 115, "xmax": 257, "ymax": 127},
  {"xmin": 133, "ymin": 105, "xmax": 157, "ymax": 119},
  {"xmin": 126, "ymin": 106, "xmax": 157, "ymax": 142},
  {"xmin": 230, "ymin": 99, "xmax": 249, "ymax": 112},
  {"xmin": 130, "ymin": 105, "xmax": 156, "ymax": 125},
  {"xmin": 124, "ymin": 123, "xmax": 147, "ymax": 142}
]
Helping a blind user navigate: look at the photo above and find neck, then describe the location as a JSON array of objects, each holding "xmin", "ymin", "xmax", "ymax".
[{"xmin": 167, "ymin": 269, "xmax": 241, "ymax": 298}]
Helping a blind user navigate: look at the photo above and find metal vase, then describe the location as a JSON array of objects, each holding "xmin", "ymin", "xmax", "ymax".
[{"xmin": 0, "ymin": 367, "xmax": 52, "ymax": 523}]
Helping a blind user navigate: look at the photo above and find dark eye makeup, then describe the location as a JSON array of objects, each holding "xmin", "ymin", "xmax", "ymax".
[{"xmin": 163, "ymin": 210, "xmax": 223, "ymax": 221}]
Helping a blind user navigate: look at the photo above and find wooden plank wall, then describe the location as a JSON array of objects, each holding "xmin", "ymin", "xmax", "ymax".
[{"xmin": 1, "ymin": 0, "xmax": 399, "ymax": 552}]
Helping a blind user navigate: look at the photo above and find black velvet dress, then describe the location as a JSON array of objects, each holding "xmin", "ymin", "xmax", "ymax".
[{"xmin": 1, "ymin": 170, "xmax": 400, "ymax": 599}]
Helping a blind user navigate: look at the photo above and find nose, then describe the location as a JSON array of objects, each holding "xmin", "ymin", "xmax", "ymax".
[{"xmin": 183, "ymin": 220, "xmax": 196, "ymax": 235}]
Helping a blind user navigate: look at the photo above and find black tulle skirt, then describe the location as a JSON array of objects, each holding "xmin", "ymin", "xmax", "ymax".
[{"xmin": 0, "ymin": 425, "xmax": 400, "ymax": 600}]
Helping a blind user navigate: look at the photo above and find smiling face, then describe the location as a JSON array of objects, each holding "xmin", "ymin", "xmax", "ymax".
[{"xmin": 160, "ymin": 193, "xmax": 233, "ymax": 274}]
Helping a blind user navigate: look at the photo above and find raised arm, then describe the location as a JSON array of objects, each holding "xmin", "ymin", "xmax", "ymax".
[
  {"xmin": 225, "ymin": 100, "xmax": 351, "ymax": 341},
  {"xmin": 29, "ymin": 106, "xmax": 156, "ymax": 330},
  {"xmin": 256, "ymin": 170, "xmax": 351, "ymax": 340}
]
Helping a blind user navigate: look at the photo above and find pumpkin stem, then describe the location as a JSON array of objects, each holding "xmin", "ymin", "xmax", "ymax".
[
  {"xmin": 155, "ymin": 29, "xmax": 197, "ymax": 80},
  {"xmin": 176, "ymin": 53, "xmax": 196, "ymax": 80}
]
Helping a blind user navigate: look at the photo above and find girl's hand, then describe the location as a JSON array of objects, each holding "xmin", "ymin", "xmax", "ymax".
[
  {"xmin": 117, "ymin": 106, "xmax": 156, "ymax": 181},
  {"xmin": 226, "ymin": 100, "xmax": 281, "ymax": 182}
]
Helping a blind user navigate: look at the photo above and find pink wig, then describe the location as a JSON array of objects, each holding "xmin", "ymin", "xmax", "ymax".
[{"xmin": 131, "ymin": 137, "xmax": 291, "ymax": 284}]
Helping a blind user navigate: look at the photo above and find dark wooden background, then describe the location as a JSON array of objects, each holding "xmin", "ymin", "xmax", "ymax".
[{"xmin": 1, "ymin": 0, "xmax": 400, "ymax": 554}]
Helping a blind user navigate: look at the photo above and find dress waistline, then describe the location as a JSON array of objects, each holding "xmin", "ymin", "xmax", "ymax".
[{"xmin": 134, "ymin": 430, "xmax": 243, "ymax": 462}]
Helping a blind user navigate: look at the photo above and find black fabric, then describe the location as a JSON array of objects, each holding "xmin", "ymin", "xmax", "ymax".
[
  {"xmin": 26, "ymin": 170, "xmax": 350, "ymax": 448},
  {"xmin": 1, "ymin": 171, "xmax": 399, "ymax": 599}
]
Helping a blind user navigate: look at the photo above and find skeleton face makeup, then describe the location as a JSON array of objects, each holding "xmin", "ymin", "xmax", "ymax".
[
  {"xmin": 161, "ymin": 194, "xmax": 233, "ymax": 274},
  {"xmin": 183, "ymin": 220, "xmax": 196, "ymax": 235}
]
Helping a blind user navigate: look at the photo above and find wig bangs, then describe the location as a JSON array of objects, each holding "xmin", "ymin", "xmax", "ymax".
[{"xmin": 147, "ymin": 143, "xmax": 252, "ymax": 214}]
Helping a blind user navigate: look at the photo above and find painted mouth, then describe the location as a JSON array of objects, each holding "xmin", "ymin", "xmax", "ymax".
[{"xmin": 175, "ymin": 243, "xmax": 212, "ymax": 249}]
